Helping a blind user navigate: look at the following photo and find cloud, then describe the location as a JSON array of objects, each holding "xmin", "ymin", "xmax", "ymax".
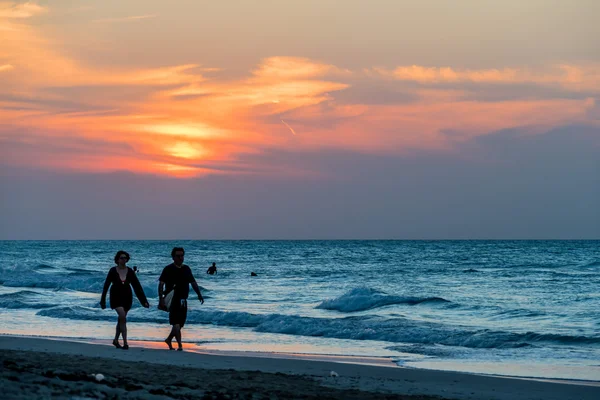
[
  {"xmin": 0, "ymin": 1, "xmax": 46, "ymax": 19},
  {"xmin": 93, "ymin": 14, "xmax": 157, "ymax": 24},
  {"xmin": 134, "ymin": 123, "xmax": 224, "ymax": 139},
  {"xmin": 252, "ymin": 57, "xmax": 350, "ymax": 80},
  {"xmin": 0, "ymin": 64, "xmax": 13, "ymax": 72},
  {"xmin": 373, "ymin": 64, "xmax": 600, "ymax": 92}
]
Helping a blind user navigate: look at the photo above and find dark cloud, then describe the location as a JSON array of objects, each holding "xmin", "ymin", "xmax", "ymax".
[
  {"xmin": 0, "ymin": 128, "xmax": 135, "ymax": 157},
  {"xmin": 332, "ymin": 80, "xmax": 418, "ymax": 105},
  {"xmin": 40, "ymin": 83, "xmax": 182, "ymax": 110},
  {"xmin": 0, "ymin": 92, "xmax": 121, "ymax": 115}
]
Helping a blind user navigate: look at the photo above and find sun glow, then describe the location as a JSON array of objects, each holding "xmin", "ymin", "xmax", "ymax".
[
  {"xmin": 136, "ymin": 123, "xmax": 221, "ymax": 139},
  {"xmin": 166, "ymin": 142, "xmax": 206, "ymax": 159}
]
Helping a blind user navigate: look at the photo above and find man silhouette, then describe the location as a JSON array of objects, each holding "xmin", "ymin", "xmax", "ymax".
[{"xmin": 158, "ymin": 247, "xmax": 204, "ymax": 351}]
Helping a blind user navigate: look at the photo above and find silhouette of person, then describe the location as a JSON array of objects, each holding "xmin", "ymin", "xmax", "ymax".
[
  {"xmin": 100, "ymin": 251, "xmax": 149, "ymax": 350},
  {"xmin": 207, "ymin": 262, "xmax": 217, "ymax": 275},
  {"xmin": 158, "ymin": 247, "xmax": 204, "ymax": 351}
]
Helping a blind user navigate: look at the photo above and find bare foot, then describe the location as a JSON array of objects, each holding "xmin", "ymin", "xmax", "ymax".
[
  {"xmin": 165, "ymin": 339, "xmax": 174, "ymax": 350},
  {"xmin": 177, "ymin": 347, "xmax": 183, "ymax": 351},
  {"xmin": 112, "ymin": 339, "xmax": 121, "ymax": 349}
]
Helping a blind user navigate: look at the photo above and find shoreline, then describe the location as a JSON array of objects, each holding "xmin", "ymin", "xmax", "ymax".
[
  {"xmin": 6, "ymin": 334, "xmax": 600, "ymax": 385},
  {"xmin": 2, "ymin": 335, "xmax": 599, "ymax": 399}
]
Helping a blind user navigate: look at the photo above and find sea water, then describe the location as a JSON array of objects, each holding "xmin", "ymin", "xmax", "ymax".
[{"xmin": 1, "ymin": 240, "xmax": 598, "ymax": 380}]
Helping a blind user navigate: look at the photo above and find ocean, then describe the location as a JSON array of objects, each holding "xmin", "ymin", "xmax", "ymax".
[{"xmin": 1, "ymin": 240, "xmax": 598, "ymax": 381}]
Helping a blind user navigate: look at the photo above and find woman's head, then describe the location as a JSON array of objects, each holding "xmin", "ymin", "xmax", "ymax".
[{"xmin": 114, "ymin": 250, "xmax": 130, "ymax": 265}]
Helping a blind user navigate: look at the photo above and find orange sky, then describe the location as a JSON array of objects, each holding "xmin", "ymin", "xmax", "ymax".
[{"xmin": 0, "ymin": 1, "xmax": 598, "ymax": 177}]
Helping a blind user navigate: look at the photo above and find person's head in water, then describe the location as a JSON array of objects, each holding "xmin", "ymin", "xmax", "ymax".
[
  {"xmin": 114, "ymin": 250, "xmax": 130, "ymax": 267},
  {"xmin": 171, "ymin": 247, "xmax": 185, "ymax": 266},
  {"xmin": 212, "ymin": 262, "xmax": 216, "ymax": 267}
]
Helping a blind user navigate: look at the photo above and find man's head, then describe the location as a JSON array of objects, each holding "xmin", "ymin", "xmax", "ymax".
[
  {"xmin": 212, "ymin": 262, "xmax": 216, "ymax": 267},
  {"xmin": 171, "ymin": 247, "xmax": 185, "ymax": 266}
]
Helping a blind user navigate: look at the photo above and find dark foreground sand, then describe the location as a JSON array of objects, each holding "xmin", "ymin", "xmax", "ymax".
[
  {"xmin": 2, "ymin": 349, "xmax": 438, "ymax": 400},
  {"xmin": 1, "ymin": 336, "xmax": 599, "ymax": 400}
]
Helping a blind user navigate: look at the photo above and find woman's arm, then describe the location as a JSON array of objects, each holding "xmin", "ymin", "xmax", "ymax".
[
  {"xmin": 100, "ymin": 268, "xmax": 113, "ymax": 308},
  {"xmin": 130, "ymin": 269, "xmax": 149, "ymax": 307}
]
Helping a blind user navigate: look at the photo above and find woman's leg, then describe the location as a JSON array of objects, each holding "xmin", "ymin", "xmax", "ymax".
[
  {"xmin": 115, "ymin": 307, "xmax": 128, "ymax": 347},
  {"xmin": 112, "ymin": 309, "xmax": 122, "ymax": 348},
  {"xmin": 114, "ymin": 321, "xmax": 121, "ymax": 341}
]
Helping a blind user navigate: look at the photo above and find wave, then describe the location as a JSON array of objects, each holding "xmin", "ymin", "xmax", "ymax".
[
  {"xmin": 2, "ymin": 273, "xmax": 106, "ymax": 293},
  {"xmin": 1, "ymin": 270, "xmax": 160, "ymax": 297},
  {"xmin": 0, "ymin": 290, "xmax": 55, "ymax": 309},
  {"xmin": 489, "ymin": 309, "xmax": 547, "ymax": 319},
  {"xmin": 37, "ymin": 306, "xmax": 600, "ymax": 349},
  {"xmin": 33, "ymin": 264, "xmax": 55, "ymax": 270},
  {"xmin": 38, "ymin": 306, "xmax": 120, "ymax": 321},
  {"xmin": 63, "ymin": 267, "xmax": 97, "ymax": 274},
  {"xmin": 583, "ymin": 260, "xmax": 600, "ymax": 268},
  {"xmin": 386, "ymin": 344, "xmax": 470, "ymax": 357},
  {"xmin": 315, "ymin": 287, "xmax": 450, "ymax": 312}
]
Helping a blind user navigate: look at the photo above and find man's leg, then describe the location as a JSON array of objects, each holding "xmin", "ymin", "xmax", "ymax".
[
  {"xmin": 166, "ymin": 300, "xmax": 186, "ymax": 351},
  {"xmin": 165, "ymin": 326, "xmax": 175, "ymax": 350},
  {"xmin": 165, "ymin": 305, "xmax": 179, "ymax": 350},
  {"xmin": 176, "ymin": 300, "xmax": 187, "ymax": 350},
  {"xmin": 174, "ymin": 324, "xmax": 182, "ymax": 350},
  {"xmin": 165, "ymin": 324, "xmax": 181, "ymax": 350}
]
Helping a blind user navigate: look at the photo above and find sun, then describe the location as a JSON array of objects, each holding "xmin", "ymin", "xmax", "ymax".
[{"xmin": 166, "ymin": 142, "xmax": 206, "ymax": 159}]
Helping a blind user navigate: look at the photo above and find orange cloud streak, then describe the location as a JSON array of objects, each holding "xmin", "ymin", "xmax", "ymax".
[{"xmin": 372, "ymin": 64, "xmax": 600, "ymax": 92}]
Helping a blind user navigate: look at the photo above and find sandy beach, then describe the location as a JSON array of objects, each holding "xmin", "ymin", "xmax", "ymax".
[{"xmin": 1, "ymin": 336, "xmax": 598, "ymax": 400}]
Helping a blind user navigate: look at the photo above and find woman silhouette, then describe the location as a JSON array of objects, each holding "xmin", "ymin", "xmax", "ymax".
[{"xmin": 100, "ymin": 250, "xmax": 149, "ymax": 349}]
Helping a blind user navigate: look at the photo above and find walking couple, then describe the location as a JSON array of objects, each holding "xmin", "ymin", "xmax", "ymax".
[{"xmin": 100, "ymin": 247, "xmax": 204, "ymax": 351}]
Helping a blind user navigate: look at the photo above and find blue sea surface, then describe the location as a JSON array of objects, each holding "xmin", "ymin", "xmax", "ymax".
[{"xmin": 1, "ymin": 240, "xmax": 599, "ymax": 380}]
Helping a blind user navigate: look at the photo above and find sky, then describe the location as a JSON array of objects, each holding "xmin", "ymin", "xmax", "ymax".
[{"xmin": 0, "ymin": 0, "xmax": 599, "ymax": 239}]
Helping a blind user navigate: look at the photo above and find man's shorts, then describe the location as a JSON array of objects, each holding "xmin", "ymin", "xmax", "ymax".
[{"xmin": 169, "ymin": 298, "xmax": 188, "ymax": 327}]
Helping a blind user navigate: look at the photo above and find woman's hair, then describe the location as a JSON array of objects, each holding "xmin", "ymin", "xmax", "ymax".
[
  {"xmin": 171, "ymin": 247, "xmax": 185, "ymax": 258},
  {"xmin": 114, "ymin": 250, "xmax": 130, "ymax": 264}
]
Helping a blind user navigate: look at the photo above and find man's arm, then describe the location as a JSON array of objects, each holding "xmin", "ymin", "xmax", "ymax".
[
  {"xmin": 158, "ymin": 281, "xmax": 165, "ymax": 305},
  {"xmin": 191, "ymin": 281, "xmax": 204, "ymax": 304}
]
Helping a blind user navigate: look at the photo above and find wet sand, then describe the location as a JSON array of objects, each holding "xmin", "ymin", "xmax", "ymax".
[{"xmin": 1, "ymin": 336, "xmax": 599, "ymax": 399}]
